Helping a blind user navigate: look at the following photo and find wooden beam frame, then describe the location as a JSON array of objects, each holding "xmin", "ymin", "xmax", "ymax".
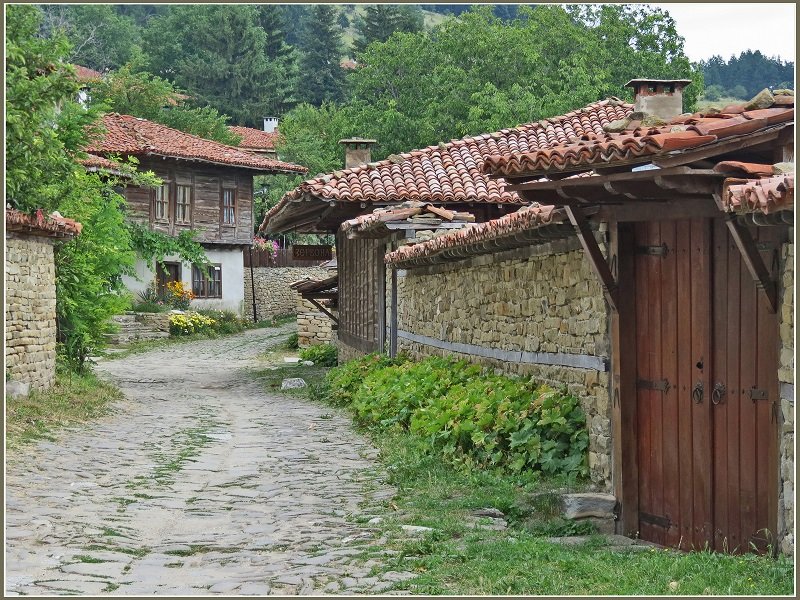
[
  {"xmin": 564, "ymin": 205, "xmax": 619, "ymax": 312},
  {"xmin": 610, "ymin": 221, "xmax": 640, "ymax": 535},
  {"xmin": 725, "ymin": 215, "xmax": 779, "ymax": 313},
  {"xmin": 307, "ymin": 297, "xmax": 339, "ymax": 325}
]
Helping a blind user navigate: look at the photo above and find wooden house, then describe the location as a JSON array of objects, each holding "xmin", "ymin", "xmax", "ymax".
[
  {"xmin": 87, "ymin": 113, "xmax": 306, "ymax": 312},
  {"xmin": 229, "ymin": 124, "xmax": 280, "ymax": 160}
]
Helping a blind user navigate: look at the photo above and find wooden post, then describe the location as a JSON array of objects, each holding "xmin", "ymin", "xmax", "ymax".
[
  {"xmin": 725, "ymin": 215, "xmax": 778, "ymax": 313},
  {"xmin": 390, "ymin": 266, "xmax": 398, "ymax": 358}
]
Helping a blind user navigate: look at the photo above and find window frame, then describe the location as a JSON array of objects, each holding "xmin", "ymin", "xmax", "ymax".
[
  {"xmin": 192, "ymin": 263, "xmax": 223, "ymax": 299},
  {"xmin": 153, "ymin": 182, "xmax": 171, "ymax": 223},
  {"xmin": 176, "ymin": 184, "xmax": 192, "ymax": 224},
  {"xmin": 221, "ymin": 187, "xmax": 236, "ymax": 226}
]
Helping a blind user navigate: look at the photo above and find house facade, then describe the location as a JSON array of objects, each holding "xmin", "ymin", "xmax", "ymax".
[{"xmin": 87, "ymin": 113, "xmax": 306, "ymax": 313}]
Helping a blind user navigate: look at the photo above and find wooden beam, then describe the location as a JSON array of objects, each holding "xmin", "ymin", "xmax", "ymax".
[
  {"xmin": 652, "ymin": 127, "xmax": 784, "ymax": 168},
  {"xmin": 564, "ymin": 205, "xmax": 619, "ymax": 312},
  {"xmin": 594, "ymin": 198, "xmax": 721, "ymax": 222},
  {"xmin": 725, "ymin": 215, "xmax": 778, "ymax": 313},
  {"xmin": 307, "ymin": 297, "xmax": 339, "ymax": 325}
]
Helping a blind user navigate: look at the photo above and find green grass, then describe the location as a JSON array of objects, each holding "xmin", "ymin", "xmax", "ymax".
[
  {"xmin": 250, "ymin": 361, "xmax": 794, "ymax": 596},
  {"xmin": 358, "ymin": 429, "xmax": 795, "ymax": 595},
  {"xmin": 5, "ymin": 369, "xmax": 123, "ymax": 451}
]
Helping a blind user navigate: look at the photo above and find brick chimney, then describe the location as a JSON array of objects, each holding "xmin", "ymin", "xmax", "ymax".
[
  {"xmin": 625, "ymin": 78, "xmax": 693, "ymax": 120},
  {"xmin": 339, "ymin": 138, "xmax": 377, "ymax": 169},
  {"xmin": 263, "ymin": 117, "xmax": 279, "ymax": 133}
]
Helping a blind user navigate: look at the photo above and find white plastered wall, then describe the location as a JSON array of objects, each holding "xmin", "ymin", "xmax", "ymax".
[{"xmin": 122, "ymin": 247, "xmax": 245, "ymax": 314}]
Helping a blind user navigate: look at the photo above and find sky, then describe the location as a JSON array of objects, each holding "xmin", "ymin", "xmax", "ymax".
[{"xmin": 648, "ymin": 3, "xmax": 796, "ymax": 63}]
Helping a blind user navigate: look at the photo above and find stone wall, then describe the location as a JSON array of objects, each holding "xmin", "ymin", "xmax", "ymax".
[
  {"xmin": 243, "ymin": 267, "xmax": 331, "ymax": 322},
  {"xmin": 5, "ymin": 234, "xmax": 58, "ymax": 391},
  {"xmin": 395, "ymin": 237, "xmax": 612, "ymax": 489},
  {"xmin": 296, "ymin": 297, "xmax": 337, "ymax": 347},
  {"xmin": 778, "ymin": 241, "xmax": 794, "ymax": 556}
]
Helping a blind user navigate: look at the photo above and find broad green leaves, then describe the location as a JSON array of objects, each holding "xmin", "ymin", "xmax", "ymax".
[{"xmin": 325, "ymin": 354, "xmax": 590, "ymax": 481}]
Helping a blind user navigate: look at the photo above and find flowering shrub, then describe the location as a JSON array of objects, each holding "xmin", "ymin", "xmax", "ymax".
[
  {"xmin": 253, "ymin": 236, "xmax": 280, "ymax": 257},
  {"xmin": 166, "ymin": 280, "xmax": 195, "ymax": 310},
  {"xmin": 168, "ymin": 312, "xmax": 216, "ymax": 336}
]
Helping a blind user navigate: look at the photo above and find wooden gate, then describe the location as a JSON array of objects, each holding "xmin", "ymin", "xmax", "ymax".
[{"xmin": 631, "ymin": 218, "xmax": 780, "ymax": 552}]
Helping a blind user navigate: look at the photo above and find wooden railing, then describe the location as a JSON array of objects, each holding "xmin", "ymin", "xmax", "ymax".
[{"xmin": 244, "ymin": 247, "xmax": 332, "ymax": 268}]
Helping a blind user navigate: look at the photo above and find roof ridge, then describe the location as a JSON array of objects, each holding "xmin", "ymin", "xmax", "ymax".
[{"xmin": 297, "ymin": 97, "xmax": 634, "ymax": 184}]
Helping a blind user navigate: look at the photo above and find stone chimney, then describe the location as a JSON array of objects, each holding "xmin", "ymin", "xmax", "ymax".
[
  {"xmin": 263, "ymin": 117, "xmax": 279, "ymax": 133},
  {"xmin": 339, "ymin": 138, "xmax": 377, "ymax": 169},
  {"xmin": 625, "ymin": 78, "xmax": 693, "ymax": 120}
]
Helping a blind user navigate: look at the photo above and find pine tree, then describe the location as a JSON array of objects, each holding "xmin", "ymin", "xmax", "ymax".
[
  {"xmin": 353, "ymin": 5, "xmax": 423, "ymax": 55},
  {"xmin": 297, "ymin": 5, "xmax": 346, "ymax": 106},
  {"xmin": 256, "ymin": 5, "xmax": 300, "ymax": 115},
  {"xmin": 142, "ymin": 5, "xmax": 292, "ymax": 126}
]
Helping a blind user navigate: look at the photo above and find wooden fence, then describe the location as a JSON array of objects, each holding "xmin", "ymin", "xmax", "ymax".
[{"xmin": 244, "ymin": 247, "xmax": 332, "ymax": 268}]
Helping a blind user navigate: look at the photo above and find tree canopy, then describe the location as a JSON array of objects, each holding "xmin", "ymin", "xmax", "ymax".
[
  {"xmin": 702, "ymin": 51, "xmax": 794, "ymax": 99},
  {"xmin": 297, "ymin": 5, "xmax": 347, "ymax": 106}
]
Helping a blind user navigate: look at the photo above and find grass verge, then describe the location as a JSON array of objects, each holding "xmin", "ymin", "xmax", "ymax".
[
  {"xmin": 250, "ymin": 361, "xmax": 795, "ymax": 596},
  {"xmin": 6, "ymin": 369, "xmax": 123, "ymax": 451}
]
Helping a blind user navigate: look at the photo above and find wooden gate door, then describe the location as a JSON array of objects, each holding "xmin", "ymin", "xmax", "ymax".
[
  {"xmin": 710, "ymin": 219, "xmax": 780, "ymax": 553},
  {"xmin": 632, "ymin": 218, "xmax": 780, "ymax": 553},
  {"xmin": 633, "ymin": 219, "xmax": 713, "ymax": 550}
]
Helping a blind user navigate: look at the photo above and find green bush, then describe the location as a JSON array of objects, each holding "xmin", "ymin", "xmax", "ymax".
[
  {"xmin": 285, "ymin": 332, "xmax": 299, "ymax": 349},
  {"xmin": 323, "ymin": 355, "xmax": 589, "ymax": 481},
  {"xmin": 195, "ymin": 309, "xmax": 247, "ymax": 334},
  {"xmin": 298, "ymin": 343, "xmax": 338, "ymax": 367}
]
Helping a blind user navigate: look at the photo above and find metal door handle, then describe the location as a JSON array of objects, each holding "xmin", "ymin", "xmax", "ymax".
[
  {"xmin": 692, "ymin": 381, "xmax": 704, "ymax": 404},
  {"xmin": 712, "ymin": 382, "xmax": 726, "ymax": 405}
]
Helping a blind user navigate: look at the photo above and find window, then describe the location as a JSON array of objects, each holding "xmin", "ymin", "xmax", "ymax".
[
  {"xmin": 192, "ymin": 264, "xmax": 222, "ymax": 298},
  {"xmin": 222, "ymin": 188, "xmax": 236, "ymax": 225},
  {"xmin": 153, "ymin": 183, "xmax": 170, "ymax": 222},
  {"xmin": 176, "ymin": 184, "xmax": 192, "ymax": 224}
]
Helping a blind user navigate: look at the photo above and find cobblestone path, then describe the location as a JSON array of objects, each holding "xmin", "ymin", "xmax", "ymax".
[{"xmin": 6, "ymin": 326, "xmax": 414, "ymax": 595}]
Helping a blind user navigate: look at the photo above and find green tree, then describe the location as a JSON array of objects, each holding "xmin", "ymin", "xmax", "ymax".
[
  {"xmin": 353, "ymin": 5, "xmax": 424, "ymax": 56},
  {"xmin": 142, "ymin": 5, "xmax": 283, "ymax": 126},
  {"xmin": 7, "ymin": 5, "xmax": 207, "ymax": 370},
  {"xmin": 6, "ymin": 5, "xmax": 101, "ymax": 213},
  {"xmin": 297, "ymin": 5, "xmax": 347, "ymax": 105},
  {"xmin": 90, "ymin": 63, "xmax": 241, "ymax": 145},
  {"xmin": 38, "ymin": 4, "xmax": 141, "ymax": 71},
  {"xmin": 255, "ymin": 5, "xmax": 301, "ymax": 115}
]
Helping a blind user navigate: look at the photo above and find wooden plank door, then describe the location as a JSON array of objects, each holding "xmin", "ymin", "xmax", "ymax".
[
  {"xmin": 156, "ymin": 262, "xmax": 181, "ymax": 297},
  {"xmin": 711, "ymin": 219, "xmax": 780, "ymax": 554},
  {"xmin": 633, "ymin": 219, "xmax": 713, "ymax": 550}
]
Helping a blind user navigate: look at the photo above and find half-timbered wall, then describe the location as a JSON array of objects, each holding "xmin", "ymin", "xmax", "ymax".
[
  {"xmin": 337, "ymin": 235, "xmax": 386, "ymax": 359},
  {"xmin": 124, "ymin": 158, "xmax": 254, "ymax": 246}
]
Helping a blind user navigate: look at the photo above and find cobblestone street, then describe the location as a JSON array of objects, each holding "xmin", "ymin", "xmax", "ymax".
[{"xmin": 5, "ymin": 326, "xmax": 413, "ymax": 595}]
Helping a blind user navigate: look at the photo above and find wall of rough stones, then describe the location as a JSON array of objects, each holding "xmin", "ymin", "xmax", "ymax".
[
  {"xmin": 296, "ymin": 297, "xmax": 337, "ymax": 347},
  {"xmin": 5, "ymin": 235, "xmax": 59, "ymax": 391},
  {"xmin": 243, "ymin": 267, "xmax": 331, "ymax": 322},
  {"xmin": 778, "ymin": 241, "xmax": 794, "ymax": 556},
  {"xmin": 395, "ymin": 238, "xmax": 613, "ymax": 489}
]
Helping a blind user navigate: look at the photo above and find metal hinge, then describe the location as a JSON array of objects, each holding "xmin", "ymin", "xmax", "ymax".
[
  {"xmin": 637, "ymin": 378, "xmax": 671, "ymax": 393},
  {"xmin": 640, "ymin": 512, "xmax": 672, "ymax": 529},
  {"xmin": 635, "ymin": 243, "xmax": 669, "ymax": 257}
]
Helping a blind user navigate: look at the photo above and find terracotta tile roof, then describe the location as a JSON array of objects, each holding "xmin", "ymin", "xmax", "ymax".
[
  {"xmin": 262, "ymin": 98, "xmax": 633, "ymax": 229},
  {"xmin": 228, "ymin": 126, "xmax": 280, "ymax": 151},
  {"xmin": 86, "ymin": 114, "xmax": 307, "ymax": 174},
  {"xmin": 79, "ymin": 153, "xmax": 122, "ymax": 171},
  {"xmin": 723, "ymin": 174, "xmax": 794, "ymax": 214},
  {"xmin": 483, "ymin": 93, "xmax": 794, "ymax": 178},
  {"xmin": 341, "ymin": 202, "xmax": 475, "ymax": 238},
  {"xmin": 6, "ymin": 208, "xmax": 82, "ymax": 238},
  {"xmin": 713, "ymin": 161, "xmax": 776, "ymax": 177},
  {"xmin": 73, "ymin": 64, "xmax": 103, "ymax": 83},
  {"xmin": 385, "ymin": 204, "xmax": 568, "ymax": 265}
]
